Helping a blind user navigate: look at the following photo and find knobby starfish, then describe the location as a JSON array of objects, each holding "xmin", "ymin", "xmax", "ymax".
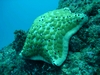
[{"xmin": 20, "ymin": 7, "xmax": 88, "ymax": 66}]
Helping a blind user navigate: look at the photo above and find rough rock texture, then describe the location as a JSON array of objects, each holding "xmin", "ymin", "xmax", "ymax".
[
  {"xmin": 0, "ymin": 45, "xmax": 26, "ymax": 75},
  {"xmin": 0, "ymin": 45, "xmax": 62, "ymax": 75},
  {"xmin": 58, "ymin": 0, "xmax": 100, "ymax": 14},
  {"xmin": 12, "ymin": 30, "xmax": 27, "ymax": 53}
]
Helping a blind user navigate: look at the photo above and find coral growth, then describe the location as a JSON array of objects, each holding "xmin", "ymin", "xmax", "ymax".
[
  {"xmin": 12, "ymin": 30, "xmax": 27, "ymax": 53},
  {"xmin": 58, "ymin": 0, "xmax": 100, "ymax": 14}
]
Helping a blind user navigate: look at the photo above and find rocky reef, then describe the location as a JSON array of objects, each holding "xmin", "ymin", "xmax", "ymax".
[
  {"xmin": 12, "ymin": 30, "xmax": 27, "ymax": 54},
  {"xmin": 0, "ymin": 0, "xmax": 100, "ymax": 75},
  {"xmin": 58, "ymin": 0, "xmax": 100, "ymax": 75}
]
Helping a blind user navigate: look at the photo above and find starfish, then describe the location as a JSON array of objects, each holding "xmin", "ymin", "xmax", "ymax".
[{"xmin": 20, "ymin": 7, "xmax": 88, "ymax": 66}]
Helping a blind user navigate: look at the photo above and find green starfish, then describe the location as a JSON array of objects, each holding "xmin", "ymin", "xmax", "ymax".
[{"xmin": 20, "ymin": 7, "xmax": 88, "ymax": 66}]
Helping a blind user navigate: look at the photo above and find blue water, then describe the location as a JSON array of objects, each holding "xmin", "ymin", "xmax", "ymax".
[{"xmin": 0, "ymin": 0, "xmax": 59, "ymax": 49}]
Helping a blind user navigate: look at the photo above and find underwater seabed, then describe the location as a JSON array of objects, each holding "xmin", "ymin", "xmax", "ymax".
[{"xmin": 1, "ymin": 0, "xmax": 100, "ymax": 75}]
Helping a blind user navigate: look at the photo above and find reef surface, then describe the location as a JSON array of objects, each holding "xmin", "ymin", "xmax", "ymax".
[{"xmin": 0, "ymin": 0, "xmax": 100, "ymax": 75}]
